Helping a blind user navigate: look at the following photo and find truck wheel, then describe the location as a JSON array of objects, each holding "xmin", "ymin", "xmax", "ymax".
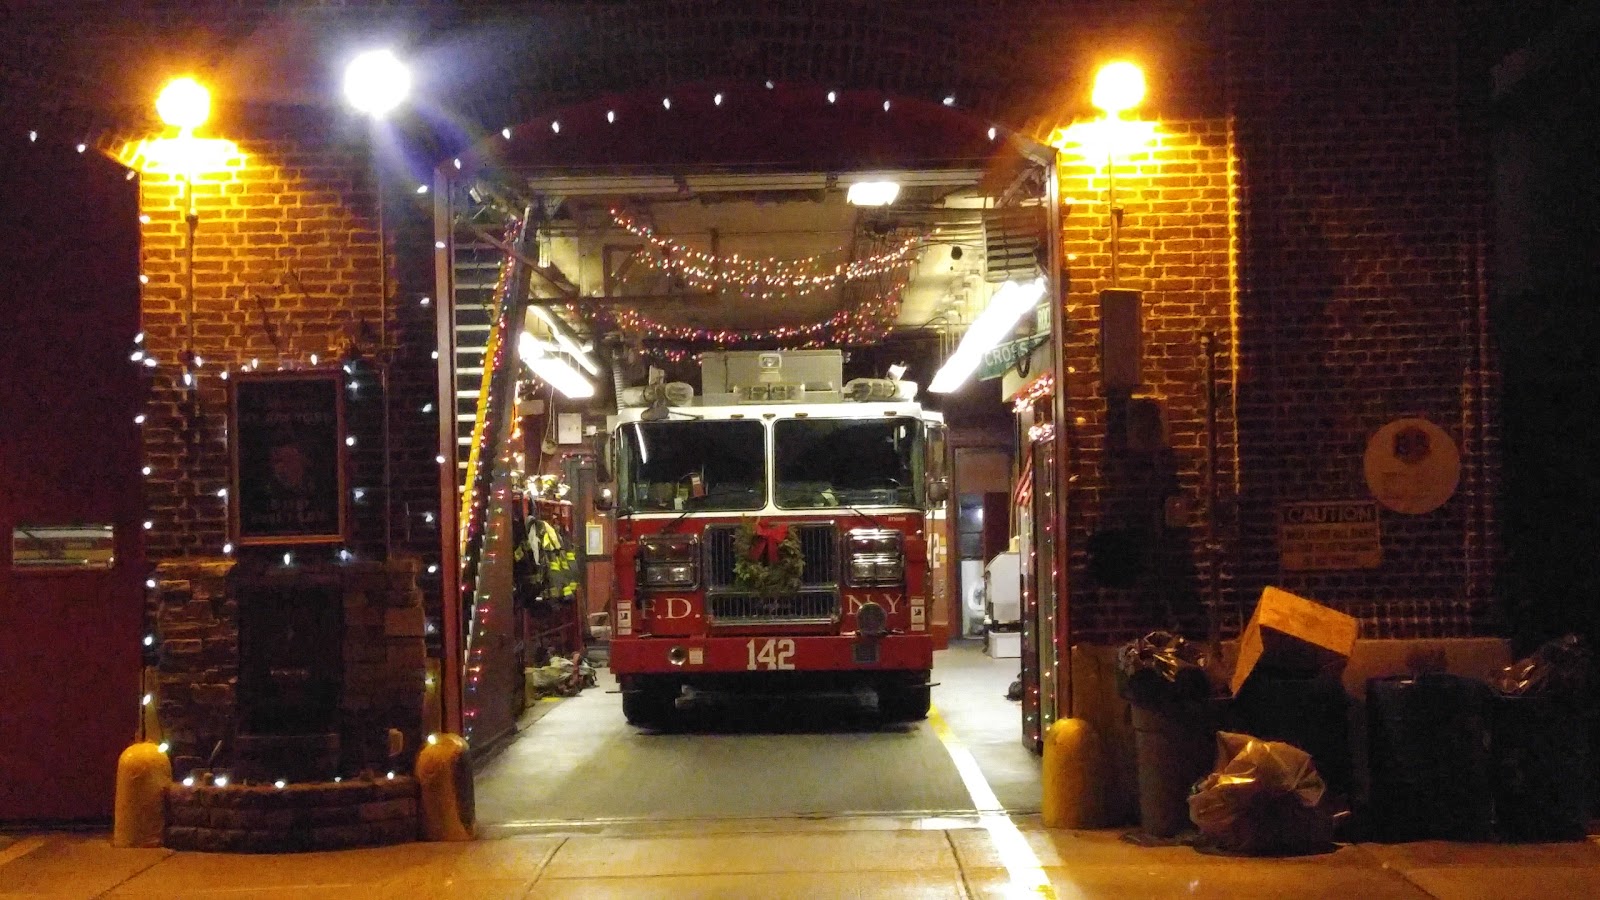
[
  {"xmin": 622, "ymin": 678, "xmax": 676, "ymax": 728},
  {"xmin": 879, "ymin": 684, "xmax": 931, "ymax": 722}
]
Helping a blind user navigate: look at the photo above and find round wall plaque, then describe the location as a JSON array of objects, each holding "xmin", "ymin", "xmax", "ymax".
[{"xmin": 1363, "ymin": 417, "xmax": 1460, "ymax": 514}]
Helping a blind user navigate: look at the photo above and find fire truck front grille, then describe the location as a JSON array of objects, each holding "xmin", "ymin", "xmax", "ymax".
[
  {"xmin": 705, "ymin": 590, "xmax": 840, "ymax": 626},
  {"xmin": 703, "ymin": 522, "xmax": 839, "ymax": 625},
  {"xmin": 704, "ymin": 522, "xmax": 838, "ymax": 589}
]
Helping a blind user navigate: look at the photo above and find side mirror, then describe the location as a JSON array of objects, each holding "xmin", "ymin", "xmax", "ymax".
[
  {"xmin": 924, "ymin": 421, "xmax": 950, "ymax": 507},
  {"xmin": 592, "ymin": 431, "xmax": 614, "ymax": 483}
]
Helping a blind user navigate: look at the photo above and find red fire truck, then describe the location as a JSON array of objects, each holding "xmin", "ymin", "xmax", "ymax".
[{"xmin": 605, "ymin": 349, "xmax": 950, "ymax": 726}]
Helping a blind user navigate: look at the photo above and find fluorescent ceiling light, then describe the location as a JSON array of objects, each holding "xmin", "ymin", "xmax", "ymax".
[
  {"xmin": 847, "ymin": 180, "xmax": 901, "ymax": 206},
  {"xmin": 928, "ymin": 277, "xmax": 1047, "ymax": 394},
  {"xmin": 518, "ymin": 332, "xmax": 595, "ymax": 398},
  {"xmin": 527, "ymin": 306, "xmax": 602, "ymax": 376}
]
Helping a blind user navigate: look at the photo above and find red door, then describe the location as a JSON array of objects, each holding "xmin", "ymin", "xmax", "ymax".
[{"xmin": 0, "ymin": 143, "xmax": 145, "ymax": 822}]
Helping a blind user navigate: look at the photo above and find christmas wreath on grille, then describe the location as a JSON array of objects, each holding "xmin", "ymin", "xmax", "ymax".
[{"xmin": 732, "ymin": 518, "xmax": 804, "ymax": 600}]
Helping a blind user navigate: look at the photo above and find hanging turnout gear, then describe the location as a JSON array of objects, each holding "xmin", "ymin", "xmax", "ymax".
[{"xmin": 534, "ymin": 518, "xmax": 578, "ymax": 602}]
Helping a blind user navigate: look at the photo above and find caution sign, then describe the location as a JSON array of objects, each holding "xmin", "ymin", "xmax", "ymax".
[{"xmin": 1278, "ymin": 501, "xmax": 1381, "ymax": 571}]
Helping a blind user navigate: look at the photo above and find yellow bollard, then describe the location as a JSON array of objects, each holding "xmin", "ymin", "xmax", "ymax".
[
  {"xmin": 415, "ymin": 733, "xmax": 475, "ymax": 841},
  {"xmin": 1041, "ymin": 717, "xmax": 1105, "ymax": 829},
  {"xmin": 112, "ymin": 742, "xmax": 172, "ymax": 848}
]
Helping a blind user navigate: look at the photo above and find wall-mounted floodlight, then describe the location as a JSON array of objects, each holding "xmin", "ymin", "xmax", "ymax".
[
  {"xmin": 518, "ymin": 332, "xmax": 595, "ymax": 399},
  {"xmin": 1091, "ymin": 61, "xmax": 1146, "ymax": 115},
  {"xmin": 929, "ymin": 277, "xmax": 1047, "ymax": 394},
  {"xmin": 847, "ymin": 180, "xmax": 901, "ymax": 207},
  {"xmin": 156, "ymin": 77, "xmax": 211, "ymax": 130},
  {"xmin": 127, "ymin": 77, "xmax": 238, "ymax": 179},
  {"xmin": 343, "ymin": 49, "xmax": 411, "ymax": 117}
]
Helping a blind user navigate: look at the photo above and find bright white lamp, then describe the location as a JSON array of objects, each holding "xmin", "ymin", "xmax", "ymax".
[
  {"xmin": 928, "ymin": 277, "xmax": 1047, "ymax": 394},
  {"xmin": 343, "ymin": 49, "xmax": 411, "ymax": 117},
  {"xmin": 847, "ymin": 180, "xmax": 900, "ymax": 207},
  {"xmin": 527, "ymin": 306, "xmax": 602, "ymax": 376},
  {"xmin": 518, "ymin": 333, "xmax": 595, "ymax": 399}
]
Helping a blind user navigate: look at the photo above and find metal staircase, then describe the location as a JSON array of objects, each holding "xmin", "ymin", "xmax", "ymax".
[
  {"xmin": 450, "ymin": 238, "xmax": 504, "ymax": 485},
  {"xmin": 447, "ymin": 217, "xmax": 531, "ymax": 744}
]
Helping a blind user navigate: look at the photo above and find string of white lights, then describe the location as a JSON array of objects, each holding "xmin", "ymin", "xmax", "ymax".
[{"xmin": 610, "ymin": 210, "xmax": 920, "ymax": 297}]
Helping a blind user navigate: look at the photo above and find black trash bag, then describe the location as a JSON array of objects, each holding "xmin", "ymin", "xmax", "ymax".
[
  {"xmin": 1117, "ymin": 631, "xmax": 1209, "ymax": 706},
  {"xmin": 1491, "ymin": 634, "xmax": 1590, "ymax": 700},
  {"xmin": 1005, "ymin": 679, "xmax": 1023, "ymax": 702},
  {"xmin": 1188, "ymin": 731, "xmax": 1334, "ymax": 856}
]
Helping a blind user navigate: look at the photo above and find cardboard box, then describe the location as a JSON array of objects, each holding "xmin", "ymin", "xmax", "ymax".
[{"xmin": 1230, "ymin": 586, "xmax": 1359, "ymax": 695}]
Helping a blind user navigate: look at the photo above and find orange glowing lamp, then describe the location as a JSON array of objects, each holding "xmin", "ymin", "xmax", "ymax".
[{"xmin": 1091, "ymin": 61, "xmax": 1146, "ymax": 116}]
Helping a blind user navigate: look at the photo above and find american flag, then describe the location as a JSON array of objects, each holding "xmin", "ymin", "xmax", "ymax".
[{"xmin": 1013, "ymin": 454, "xmax": 1034, "ymax": 508}]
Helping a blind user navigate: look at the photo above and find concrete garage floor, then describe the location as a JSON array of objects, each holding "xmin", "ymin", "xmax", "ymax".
[
  {"xmin": 8, "ymin": 642, "xmax": 1600, "ymax": 898},
  {"xmin": 5, "ymin": 816, "xmax": 1600, "ymax": 898},
  {"xmin": 473, "ymin": 639, "xmax": 1037, "ymax": 830}
]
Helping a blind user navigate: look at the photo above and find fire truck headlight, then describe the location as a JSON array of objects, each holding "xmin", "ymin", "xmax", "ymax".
[
  {"xmin": 879, "ymin": 557, "xmax": 904, "ymax": 582},
  {"xmin": 848, "ymin": 529, "xmax": 901, "ymax": 555},
  {"xmin": 644, "ymin": 562, "xmax": 697, "ymax": 588},
  {"xmin": 847, "ymin": 529, "xmax": 904, "ymax": 586},
  {"xmin": 667, "ymin": 646, "xmax": 689, "ymax": 666},
  {"xmin": 639, "ymin": 535, "xmax": 699, "ymax": 589}
]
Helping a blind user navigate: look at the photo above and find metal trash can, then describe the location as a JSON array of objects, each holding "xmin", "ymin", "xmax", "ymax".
[{"xmin": 1131, "ymin": 701, "xmax": 1214, "ymax": 838}]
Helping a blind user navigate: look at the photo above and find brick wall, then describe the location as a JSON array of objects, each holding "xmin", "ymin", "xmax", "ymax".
[
  {"xmin": 131, "ymin": 120, "xmax": 445, "ymax": 583},
  {"xmin": 1054, "ymin": 116, "xmax": 1241, "ymax": 644},
  {"xmin": 1223, "ymin": 0, "xmax": 1496, "ymax": 639},
  {"xmin": 20, "ymin": 0, "xmax": 1496, "ymax": 652},
  {"xmin": 128, "ymin": 115, "xmax": 449, "ymax": 745},
  {"xmin": 1059, "ymin": 1, "xmax": 1494, "ymax": 645}
]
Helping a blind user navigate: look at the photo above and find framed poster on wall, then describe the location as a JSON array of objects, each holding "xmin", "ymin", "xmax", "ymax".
[{"xmin": 229, "ymin": 370, "xmax": 347, "ymax": 545}]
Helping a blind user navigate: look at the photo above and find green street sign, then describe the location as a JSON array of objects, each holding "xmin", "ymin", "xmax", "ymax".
[{"xmin": 977, "ymin": 333, "xmax": 1048, "ymax": 381}]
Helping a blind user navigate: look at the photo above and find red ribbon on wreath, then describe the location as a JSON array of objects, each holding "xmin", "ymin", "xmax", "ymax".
[{"xmin": 748, "ymin": 521, "xmax": 790, "ymax": 564}]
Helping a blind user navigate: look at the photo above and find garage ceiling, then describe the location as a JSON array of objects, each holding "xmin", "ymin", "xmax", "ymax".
[{"xmin": 452, "ymin": 85, "xmax": 1054, "ymax": 353}]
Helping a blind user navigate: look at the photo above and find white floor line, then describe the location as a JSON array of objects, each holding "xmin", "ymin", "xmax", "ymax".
[{"xmin": 928, "ymin": 707, "xmax": 1074, "ymax": 900}]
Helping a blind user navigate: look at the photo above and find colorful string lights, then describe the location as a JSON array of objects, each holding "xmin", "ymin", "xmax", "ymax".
[
  {"xmin": 455, "ymin": 222, "xmax": 526, "ymax": 742},
  {"xmin": 610, "ymin": 280, "xmax": 903, "ymax": 342},
  {"xmin": 1011, "ymin": 372, "xmax": 1054, "ymax": 414},
  {"xmin": 609, "ymin": 209, "xmax": 919, "ymax": 300}
]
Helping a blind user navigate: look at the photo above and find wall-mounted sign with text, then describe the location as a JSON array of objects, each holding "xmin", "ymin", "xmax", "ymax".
[
  {"xmin": 1363, "ymin": 417, "xmax": 1460, "ymax": 514},
  {"xmin": 977, "ymin": 332, "xmax": 1049, "ymax": 381},
  {"xmin": 1278, "ymin": 500, "xmax": 1381, "ymax": 571},
  {"xmin": 229, "ymin": 371, "xmax": 348, "ymax": 545}
]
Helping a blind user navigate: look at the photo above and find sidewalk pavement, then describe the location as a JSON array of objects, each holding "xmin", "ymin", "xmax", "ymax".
[{"xmin": 3, "ymin": 815, "xmax": 1599, "ymax": 899}]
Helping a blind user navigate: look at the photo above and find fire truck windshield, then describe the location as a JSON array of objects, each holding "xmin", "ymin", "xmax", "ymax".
[
  {"xmin": 775, "ymin": 417, "xmax": 921, "ymax": 509},
  {"xmin": 617, "ymin": 419, "xmax": 766, "ymax": 513}
]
